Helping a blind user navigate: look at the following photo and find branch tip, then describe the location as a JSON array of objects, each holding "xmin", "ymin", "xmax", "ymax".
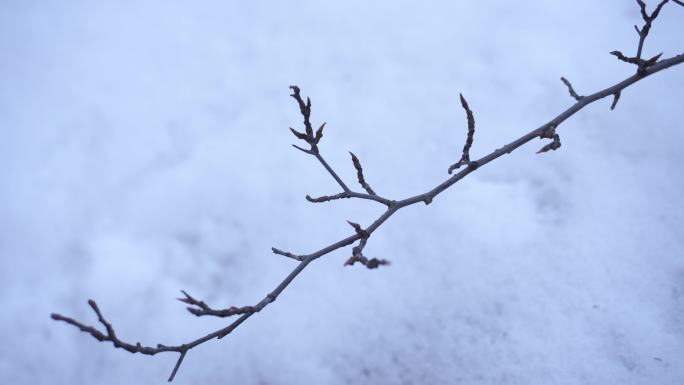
[
  {"xmin": 344, "ymin": 255, "xmax": 390, "ymax": 269},
  {"xmin": 610, "ymin": 91, "xmax": 621, "ymax": 110},
  {"xmin": 167, "ymin": 351, "xmax": 187, "ymax": 382}
]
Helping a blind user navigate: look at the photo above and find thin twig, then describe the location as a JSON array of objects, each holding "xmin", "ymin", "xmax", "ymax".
[
  {"xmin": 178, "ymin": 291, "xmax": 255, "ymax": 318},
  {"xmin": 346, "ymin": 220, "xmax": 368, "ymax": 238},
  {"xmin": 448, "ymin": 93, "xmax": 476, "ymax": 174},
  {"xmin": 349, "ymin": 152, "xmax": 376, "ymax": 195},
  {"xmin": 635, "ymin": 0, "xmax": 668, "ymax": 60},
  {"xmin": 560, "ymin": 77, "xmax": 584, "ymax": 101}
]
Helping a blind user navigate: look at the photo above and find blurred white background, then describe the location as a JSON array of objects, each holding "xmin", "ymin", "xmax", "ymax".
[{"xmin": 1, "ymin": 1, "xmax": 682, "ymax": 384}]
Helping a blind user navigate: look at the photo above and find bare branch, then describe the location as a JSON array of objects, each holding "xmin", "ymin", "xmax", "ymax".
[
  {"xmin": 52, "ymin": 5, "xmax": 684, "ymax": 380},
  {"xmin": 448, "ymin": 93, "xmax": 476, "ymax": 174},
  {"xmin": 560, "ymin": 77, "xmax": 584, "ymax": 101},
  {"xmin": 349, "ymin": 152, "xmax": 377, "ymax": 195},
  {"xmin": 291, "ymin": 144, "xmax": 315, "ymax": 155}
]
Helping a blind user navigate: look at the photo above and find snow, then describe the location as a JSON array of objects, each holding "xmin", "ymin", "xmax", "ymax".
[{"xmin": 1, "ymin": 1, "xmax": 683, "ymax": 384}]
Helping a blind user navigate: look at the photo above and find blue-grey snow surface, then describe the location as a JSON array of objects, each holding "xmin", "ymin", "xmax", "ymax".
[{"xmin": 1, "ymin": 1, "xmax": 683, "ymax": 384}]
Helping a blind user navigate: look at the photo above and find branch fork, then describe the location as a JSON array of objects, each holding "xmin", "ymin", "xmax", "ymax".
[{"xmin": 611, "ymin": 0, "xmax": 674, "ymax": 74}]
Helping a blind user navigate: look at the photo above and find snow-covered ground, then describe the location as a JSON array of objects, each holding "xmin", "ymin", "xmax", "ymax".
[{"xmin": 1, "ymin": 1, "xmax": 682, "ymax": 384}]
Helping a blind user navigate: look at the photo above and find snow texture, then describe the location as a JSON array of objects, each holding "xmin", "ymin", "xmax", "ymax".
[{"xmin": 1, "ymin": 1, "xmax": 683, "ymax": 384}]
